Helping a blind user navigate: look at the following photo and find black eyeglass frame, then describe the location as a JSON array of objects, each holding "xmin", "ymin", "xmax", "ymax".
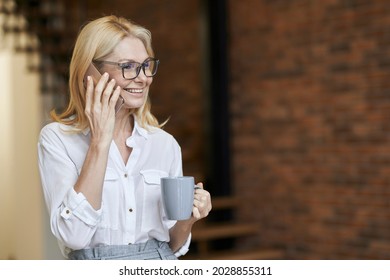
[{"xmin": 93, "ymin": 57, "xmax": 160, "ymax": 80}]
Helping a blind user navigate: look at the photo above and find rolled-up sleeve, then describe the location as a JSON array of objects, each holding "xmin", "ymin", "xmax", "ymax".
[
  {"xmin": 38, "ymin": 125, "xmax": 101, "ymax": 251},
  {"xmin": 174, "ymin": 233, "xmax": 191, "ymax": 257},
  {"xmin": 61, "ymin": 188, "xmax": 102, "ymax": 226}
]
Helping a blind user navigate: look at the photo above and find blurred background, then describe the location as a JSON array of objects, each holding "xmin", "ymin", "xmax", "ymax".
[{"xmin": 1, "ymin": 0, "xmax": 389, "ymax": 260}]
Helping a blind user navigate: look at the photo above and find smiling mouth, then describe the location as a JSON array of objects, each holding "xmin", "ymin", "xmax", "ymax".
[{"xmin": 124, "ymin": 88, "xmax": 143, "ymax": 94}]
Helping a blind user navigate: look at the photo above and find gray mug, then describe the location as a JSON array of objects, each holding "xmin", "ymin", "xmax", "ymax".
[{"xmin": 161, "ymin": 176, "xmax": 195, "ymax": 220}]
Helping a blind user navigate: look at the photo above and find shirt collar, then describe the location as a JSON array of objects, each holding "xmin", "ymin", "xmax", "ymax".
[
  {"xmin": 81, "ymin": 116, "xmax": 148, "ymax": 140},
  {"xmin": 133, "ymin": 117, "xmax": 149, "ymax": 140}
]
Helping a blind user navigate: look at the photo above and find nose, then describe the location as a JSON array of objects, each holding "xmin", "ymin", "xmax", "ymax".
[{"xmin": 134, "ymin": 67, "xmax": 148, "ymax": 82}]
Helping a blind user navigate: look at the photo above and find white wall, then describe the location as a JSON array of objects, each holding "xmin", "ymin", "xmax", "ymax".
[
  {"xmin": 0, "ymin": 38, "xmax": 15, "ymax": 259},
  {"xmin": 0, "ymin": 30, "xmax": 45, "ymax": 259}
]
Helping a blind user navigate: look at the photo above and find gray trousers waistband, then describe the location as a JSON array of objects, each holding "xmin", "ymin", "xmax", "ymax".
[{"xmin": 68, "ymin": 239, "xmax": 177, "ymax": 260}]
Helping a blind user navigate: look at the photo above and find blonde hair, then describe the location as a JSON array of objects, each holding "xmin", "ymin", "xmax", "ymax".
[{"xmin": 50, "ymin": 15, "xmax": 162, "ymax": 131}]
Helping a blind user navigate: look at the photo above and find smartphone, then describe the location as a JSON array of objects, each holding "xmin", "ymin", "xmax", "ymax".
[
  {"xmin": 83, "ymin": 63, "xmax": 124, "ymax": 113},
  {"xmin": 83, "ymin": 63, "xmax": 102, "ymax": 88}
]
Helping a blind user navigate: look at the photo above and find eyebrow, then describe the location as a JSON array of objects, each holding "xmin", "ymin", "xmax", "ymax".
[{"xmin": 117, "ymin": 57, "xmax": 150, "ymax": 63}]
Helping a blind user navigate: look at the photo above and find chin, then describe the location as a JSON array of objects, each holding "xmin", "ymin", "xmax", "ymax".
[{"xmin": 123, "ymin": 100, "xmax": 145, "ymax": 110}]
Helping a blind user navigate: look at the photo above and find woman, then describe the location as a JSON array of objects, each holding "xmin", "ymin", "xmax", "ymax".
[{"xmin": 38, "ymin": 15, "xmax": 211, "ymax": 260}]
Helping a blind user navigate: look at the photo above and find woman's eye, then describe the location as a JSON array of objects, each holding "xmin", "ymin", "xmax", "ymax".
[{"xmin": 122, "ymin": 63, "xmax": 137, "ymax": 70}]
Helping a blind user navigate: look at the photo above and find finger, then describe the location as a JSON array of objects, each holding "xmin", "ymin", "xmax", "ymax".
[
  {"xmin": 195, "ymin": 189, "xmax": 210, "ymax": 199},
  {"xmin": 93, "ymin": 72, "xmax": 109, "ymax": 106},
  {"xmin": 197, "ymin": 196, "xmax": 208, "ymax": 204},
  {"xmin": 192, "ymin": 206, "xmax": 201, "ymax": 219},
  {"xmin": 110, "ymin": 86, "xmax": 122, "ymax": 109},
  {"xmin": 194, "ymin": 182, "xmax": 204, "ymax": 194},
  {"xmin": 84, "ymin": 76, "xmax": 93, "ymax": 115},
  {"xmin": 193, "ymin": 199, "xmax": 206, "ymax": 210},
  {"xmin": 101, "ymin": 78, "xmax": 116, "ymax": 106},
  {"xmin": 195, "ymin": 190, "xmax": 207, "ymax": 197},
  {"xmin": 193, "ymin": 201, "xmax": 210, "ymax": 220},
  {"xmin": 194, "ymin": 193, "xmax": 212, "ymax": 212}
]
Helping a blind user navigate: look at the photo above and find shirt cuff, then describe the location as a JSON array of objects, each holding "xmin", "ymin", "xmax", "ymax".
[
  {"xmin": 61, "ymin": 187, "xmax": 102, "ymax": 226},
  {"xmin": 174, "ymin": 233, "xmax": 192, "ymax": 257}
]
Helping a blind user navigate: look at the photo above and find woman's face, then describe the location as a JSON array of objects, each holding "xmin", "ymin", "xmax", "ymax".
[{"xmin": 101, "ymin": 36, "xmax": 153, "ymax": 111}]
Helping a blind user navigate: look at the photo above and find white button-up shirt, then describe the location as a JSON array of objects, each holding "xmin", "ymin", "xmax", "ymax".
[{"xmin": 37, "ymin": 118, "xmax": 191, "ymax": 258}]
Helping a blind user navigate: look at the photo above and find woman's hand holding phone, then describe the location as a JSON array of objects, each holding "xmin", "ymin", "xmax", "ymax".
[{"xmin": 84, "ymin": 72, "xmax": 121, "ymax": 147}]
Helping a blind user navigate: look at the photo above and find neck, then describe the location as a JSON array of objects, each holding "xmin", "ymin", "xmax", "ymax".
[{"xmin": 114, "ymin": 110, "xmax": 134, "ymax": 139}]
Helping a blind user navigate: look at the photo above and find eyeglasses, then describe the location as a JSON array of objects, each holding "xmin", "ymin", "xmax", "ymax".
[{"xmin": 93, "ymin": 57, "xmax": 160, "ymax": 80}]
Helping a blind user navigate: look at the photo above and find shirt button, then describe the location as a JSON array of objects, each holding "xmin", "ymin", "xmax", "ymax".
[
  {"xmin": 124, "ymin": 173, "xmax": 128, "ymax": 178},
  {"xmin": 66, "ymin": 210, "xmax": 70, "ymax": 214},
  {"xmin": 128, "ymin": 208, "xmax": 133, "ymax": 213}
]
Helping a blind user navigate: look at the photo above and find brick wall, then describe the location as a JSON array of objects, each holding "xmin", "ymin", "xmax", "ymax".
[{"xmin": 229, "ymin": 0, "xmax": 390, "ymax": 259}]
